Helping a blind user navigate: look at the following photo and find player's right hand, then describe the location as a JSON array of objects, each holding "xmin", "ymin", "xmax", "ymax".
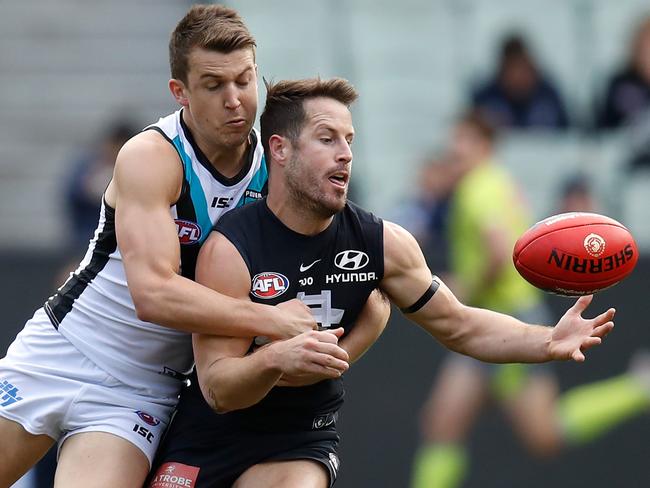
[
  {"xmin": 272, "ymin": 299, "xmax": 319, "ymax": 339},
  {"xmin": 269, "ymin": 328, "xmax": 349, "ymax": 378}
]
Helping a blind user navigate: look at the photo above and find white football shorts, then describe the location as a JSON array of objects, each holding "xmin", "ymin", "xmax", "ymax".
[{"xmin": 0, "ymin": 309, "xmax": 176, "ymax": 466}]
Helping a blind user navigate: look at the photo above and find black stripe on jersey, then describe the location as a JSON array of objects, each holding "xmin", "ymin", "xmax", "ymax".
[
  {"xmin": 144, "ymin": 126, "xmax": 175, "ymax": 147},
  {"xmin": 180, "ymin": 111, "xmax": 256, "ymax": 187},
  {"xmin": 175, "ymin": 185, "xmax": 201, "ymax": 281},
  {"xmin": 45, "ymin": 201, "xmax": 118, "ymax": 328}
]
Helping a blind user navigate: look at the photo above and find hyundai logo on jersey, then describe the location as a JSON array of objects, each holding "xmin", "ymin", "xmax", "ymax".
[
  {"xmin": 334, "ymin": 250, "xmax": 369, "ymax": 271},
  {"xmin": 251, "ymin": 272, "xmax": 290, "ymax": 299},
  {"xmin": 175, "ymin": 219, "xmax": 202, "ymax": 245}
]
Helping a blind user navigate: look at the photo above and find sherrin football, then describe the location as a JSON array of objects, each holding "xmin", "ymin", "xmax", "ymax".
[{"xmin": 513, "ymin": 212, "xmax": 638, "ymax": 296}]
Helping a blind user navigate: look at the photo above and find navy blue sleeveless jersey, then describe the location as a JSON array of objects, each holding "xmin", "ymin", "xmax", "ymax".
[{"xmin": 178, "ymin": 198, "xmax": 384, "ymax": 431}]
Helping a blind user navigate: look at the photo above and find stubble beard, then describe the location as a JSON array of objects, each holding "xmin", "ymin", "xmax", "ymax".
[{"xmin": 285, "ymin": 155, "xmax": 347, "ymax": 220}]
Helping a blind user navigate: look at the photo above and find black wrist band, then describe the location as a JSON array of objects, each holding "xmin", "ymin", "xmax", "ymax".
[{"xmin": 400, "ymin": 277, "xmax": 440, "ymax": 314}]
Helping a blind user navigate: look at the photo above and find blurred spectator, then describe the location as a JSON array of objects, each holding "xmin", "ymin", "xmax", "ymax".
[
  {"xmin": 556, "ymin": 173, "xmax": 598, "ymax": 214},
  {"xmin": 64, "ymin": 119, "xmax": 138, "ymax": 250},
  {"xmin": 388, "ymin": 152, "xmax": 461, "ymax": 273},
  {"xmin": 471, "ymin": 34, "xmax": 570, "ymax": 130},
  {"xmin": 597, "ymin": 16, "xmax": 650, "ymax": 130},
  {"xmin": 627, "ymin": 109, "xmax": 650, "ymax": 170}
]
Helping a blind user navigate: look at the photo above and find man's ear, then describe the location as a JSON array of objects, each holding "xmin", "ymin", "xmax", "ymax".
[
  {"xmin": 169, "ymin": 78, "xmax": 189, "ymax": 107},
  {"xmin": 268, "ymin": 134, "xmax": 290, "ymax": 167}
]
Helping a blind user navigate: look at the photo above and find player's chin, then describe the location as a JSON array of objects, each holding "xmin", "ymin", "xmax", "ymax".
[
  {"xmin": 315, "ymin": 196, "xmax": 346, "ymax": 218},
  {"xmin": 220, "ymin": 132, "xmax": 250, "ymax": 148},
  {"xmin": 326, "ymin": 193, "xmax": 347, "ymax": 213},
  {"xmin": 221, "ymin": 124, "xmax": 253, "ymax": 144}
]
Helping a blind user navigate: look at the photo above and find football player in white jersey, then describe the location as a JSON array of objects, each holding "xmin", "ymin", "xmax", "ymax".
[{"xmin": 0, "ymin": 5, "xmax": 386, "ymax": 488}]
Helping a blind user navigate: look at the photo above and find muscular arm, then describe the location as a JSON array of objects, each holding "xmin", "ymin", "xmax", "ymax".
[
  {"xmin": 339, "ymin": 289, "xmax": 391, "ymax": 362},
  {"xmin": 380, "ymin": 221, "xmax": 615, "ymax": 363},
  {"xmin": 194, "ymin": 232, "xmax": 349, "ymax": 413},
  {"xmin": 109, "ymin": 132, "xmax": 314, "ymax": 338}
]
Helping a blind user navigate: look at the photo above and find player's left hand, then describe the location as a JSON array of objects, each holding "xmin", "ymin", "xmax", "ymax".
[
  {"xmin": 548, "ymin": 295, "xmax": 615, "ymax": 362},
  {"xmin": 277, "ymin": 328, "xmax": 347, "ymax": 387}
]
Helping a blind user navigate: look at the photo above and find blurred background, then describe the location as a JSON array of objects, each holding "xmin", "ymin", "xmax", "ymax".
[{"xmin": 1, "ymin": 0, "xmax": 649, "ymax": 487}]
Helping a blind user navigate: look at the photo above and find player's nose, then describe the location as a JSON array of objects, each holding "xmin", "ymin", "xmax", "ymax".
[
  {"xmin": 223, "ymin": 84, "xmax": 242, "ymax": 109},
  {"xmin": 336, "ymin": 141, "xmax": 353, "ymax": 164}
]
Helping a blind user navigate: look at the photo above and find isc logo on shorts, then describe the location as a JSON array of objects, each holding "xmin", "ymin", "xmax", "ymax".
[
  {"xmin": 251, "ymin": 272, "xmax": 289, "ymax": 299},
  {"xmin": 133, "ymin": 410, "xmax": 160, "ymax": 444}
]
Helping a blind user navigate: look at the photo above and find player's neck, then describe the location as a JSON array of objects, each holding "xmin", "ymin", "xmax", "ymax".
[
  {"xmin": 202, "ymin": 142, "xmax": 248, "ymax": 179},
  {"xmin": 267, "ymin": 193, "xmax": 334, "ymax": 236}
]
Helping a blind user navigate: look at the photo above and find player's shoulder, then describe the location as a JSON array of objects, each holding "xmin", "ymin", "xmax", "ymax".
[
  {"xmin": 382, "ymin": 219, "xmax": 422, "ymax": 266},
  {"xmin": 216, "ymin": 198, "xmax": 266, "ymax": 231},
  {"xmin": 382, "ymin": 219, "xmax": 416, "ymax": 244},
  {"xmin": 114, "ymin": 129, "xmax": 182, "ymax": 178},
  {"xmin": 343, "ymin": 200, "xmax": 383, "ymax": 227},
  {"xmin": 118, "ymin": 129, "xmax": 177, "ymax": 162},
  {"xmin": 110, "ymin": 126, "xmax": 184, "ymax": 204}
]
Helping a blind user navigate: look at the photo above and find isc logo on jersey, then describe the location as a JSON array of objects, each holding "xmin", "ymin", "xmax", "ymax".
[
  {"xmin": 251, "ymin": 272, "xmax": 290, "ymax": 299},
  {"xmin": 175, "ymin": 219, "xmax": 201, "ymax": 245}
]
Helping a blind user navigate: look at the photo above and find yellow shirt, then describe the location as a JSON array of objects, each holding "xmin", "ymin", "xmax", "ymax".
[{"xmin": 448, "ymin": 161, "xmax": 540, "ymax": 312}]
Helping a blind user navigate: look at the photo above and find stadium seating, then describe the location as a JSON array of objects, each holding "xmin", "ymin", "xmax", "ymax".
[{"xmin": 1, "ymin": 0, "xmax": 650, "ymax": 250}]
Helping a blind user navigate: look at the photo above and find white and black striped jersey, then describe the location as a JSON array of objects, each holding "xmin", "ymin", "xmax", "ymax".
[{"xmin": 44, "ymin": 109, "xmax": 267, "ymax": 397}]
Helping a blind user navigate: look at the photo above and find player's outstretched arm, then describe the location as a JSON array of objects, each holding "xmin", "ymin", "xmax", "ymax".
[
  {"xmin": 194, "ymin": 232, "xmax": 349, "ymax": 412},
  {"xmin": 379, "ymin": 221, "xmax": 615, "ymax": 363},
  {"xmin": 277, "ymin": 288, "xmax": 391, "ymax": 387},
  {"xmin": 110, "ymin": 132, "xmax": 315, "ymax": 339}
]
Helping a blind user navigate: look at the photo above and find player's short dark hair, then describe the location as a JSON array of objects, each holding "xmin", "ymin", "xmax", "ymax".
[
  {"xmin": 260, "ymin": 77, "xmax": 359, "ymax": 158},
  {"xmin": 458, "ymin": 109, "xmax": 497, "ymax": 144},
  {"xmin": 169, "ymin": 4, "xmax": 256, "ymax": 83}
]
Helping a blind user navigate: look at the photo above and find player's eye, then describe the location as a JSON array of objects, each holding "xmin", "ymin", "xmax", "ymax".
[
  {"xmin": 207, "ymin": 83, "xmax": 222, "ymax": 91},
  {"xmin": 320, "ymin": 137, "xmax": 333, "ymax": 144}
]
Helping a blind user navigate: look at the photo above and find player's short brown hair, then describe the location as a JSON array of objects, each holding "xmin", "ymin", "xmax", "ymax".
[
  {"xmin": 169, "ymin": 4, "xmax": 256, "ymax": 83},
  {"xmin": 458, "ymin": 109, "xmax": 497, "ymax": 144},
  {"xmin": 260, "ymin": 77, "xmax": 359, "ymax": 158}
]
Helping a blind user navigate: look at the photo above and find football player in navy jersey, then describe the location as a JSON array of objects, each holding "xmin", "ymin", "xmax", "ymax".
[{"xmin": 148, "ymin": 78, "xmax": 617, "ymax": 488}]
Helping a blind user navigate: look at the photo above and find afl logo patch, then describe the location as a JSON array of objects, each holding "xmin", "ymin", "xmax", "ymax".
[
  {"xmin": 583, "ymin": 233, "xmax": 606, "ymax": 258},
  {"xmin": 175, "ymin": 219, "xmax": 201, "ymax": 245},
  {"xmin": 251, "ymin": 272, "xmax": 290, "ymax": 299},
  {"xmin": 135, "ymin": 411, "xmax": 160, "ymax": 426},
  {"xmin": 334, "ymin": 250, "xmax": 369, "ymax": 271}
]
